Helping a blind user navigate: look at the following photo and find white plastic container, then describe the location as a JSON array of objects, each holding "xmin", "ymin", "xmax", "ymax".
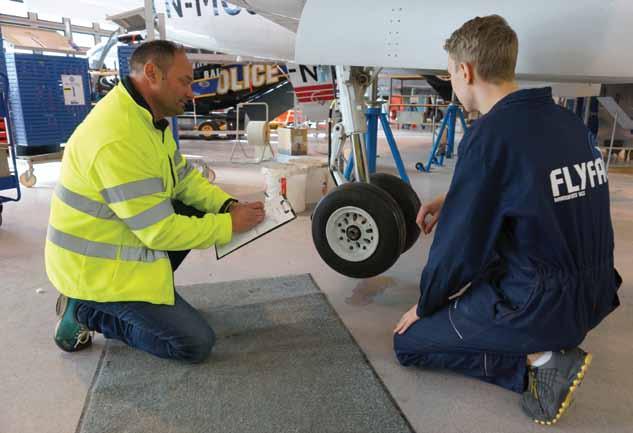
[
  {"xmin": 261, "ymin": 162, "xmax": 308, "ymax": 212},
  {"xmin": 285, "ymin": 170, "xmax": 308, "ymax": 212},
  {"xmin": 275, "ymin": 155, "xmax": 332, "ymax": 205}
]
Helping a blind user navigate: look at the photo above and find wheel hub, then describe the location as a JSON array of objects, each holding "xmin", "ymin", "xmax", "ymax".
[
  {"xmin": 325, "ymin": 206, "xmax": 379, "ymax": 262},
  {"xmin": 346, "ymin": 225, "xmax": 361, "ymax": 241}
]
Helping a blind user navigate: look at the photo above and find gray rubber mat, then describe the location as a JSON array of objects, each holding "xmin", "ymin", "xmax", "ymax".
[{"xmin": 76, "ymin": 274, "xmax": 413, "ymax": 433}]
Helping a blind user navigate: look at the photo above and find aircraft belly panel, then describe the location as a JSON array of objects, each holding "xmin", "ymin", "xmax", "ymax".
[{"xmin": 296, "ymin": 0, "xmax": 633, "ymax": 83}]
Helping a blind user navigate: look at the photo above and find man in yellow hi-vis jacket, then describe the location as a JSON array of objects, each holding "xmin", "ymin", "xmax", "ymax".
[{"xmin": 46, "ymin": 41, "xmax": 265, "ymax": 363}]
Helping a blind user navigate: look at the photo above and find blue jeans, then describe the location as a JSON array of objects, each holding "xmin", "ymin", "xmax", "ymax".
[{"xmin": 75, "ymin": 201, "xmax": 215, "ymax": 363}]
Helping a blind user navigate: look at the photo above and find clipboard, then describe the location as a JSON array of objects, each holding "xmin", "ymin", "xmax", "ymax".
[{"xmin": 215, "ymin": 195, "xmax": 297, "ymax": 259}]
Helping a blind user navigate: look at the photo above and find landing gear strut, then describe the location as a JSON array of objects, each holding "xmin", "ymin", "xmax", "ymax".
[{"xmin": 312, "ymin": 66, "xmax": 421, "ymax": 278}]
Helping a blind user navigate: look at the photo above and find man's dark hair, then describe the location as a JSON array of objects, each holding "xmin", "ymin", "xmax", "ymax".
[{"xmin": 129, "ymin": 40, "xmax": 186, "ymax": 75}]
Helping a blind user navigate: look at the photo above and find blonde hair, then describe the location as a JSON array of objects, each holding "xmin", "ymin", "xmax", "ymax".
[{"xmin": 444, "ymin": 15, "xmax": 518, "ymax": 83}]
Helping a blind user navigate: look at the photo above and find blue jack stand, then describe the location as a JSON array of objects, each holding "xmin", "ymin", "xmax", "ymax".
[
  {"xmin": 344, "ymin": 107, "xmax": 410, "ymax": 183},
  {"xmin": 171, "ymin": 116, "xmax": 180, "ymax": 148},
  {"xmin": 416, "ymin": 103, "xmax": 468, "ymax": 172}
]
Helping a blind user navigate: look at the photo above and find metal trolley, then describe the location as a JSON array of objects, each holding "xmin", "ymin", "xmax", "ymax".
[{"xmin": 0, "ymin": 73, "xmax": 21, "ymax": 227}]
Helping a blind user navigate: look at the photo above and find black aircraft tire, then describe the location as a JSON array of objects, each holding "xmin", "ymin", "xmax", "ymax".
[
  {"xmin": 370, "ymin": 173, "xmax": 421, "ymax": 253},
  {"xmin": 311, "ymin": 182, "xmax": 405, "ymax": 279}
]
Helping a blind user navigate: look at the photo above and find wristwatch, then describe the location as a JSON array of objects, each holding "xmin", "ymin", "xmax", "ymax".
[{"xmin": 220, "ymin": 198, "xmax": 239, "ymax": 213}]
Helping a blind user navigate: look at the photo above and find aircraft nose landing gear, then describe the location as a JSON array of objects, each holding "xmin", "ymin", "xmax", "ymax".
[{"xmin": 312, "ymin": 66, "xmax": 421, "ymax": 279}]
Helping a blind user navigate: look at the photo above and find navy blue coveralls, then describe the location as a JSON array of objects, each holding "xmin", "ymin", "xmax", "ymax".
[{"xmin": 394, "ymin": 88, "xmax": 622, "ymax": 393}]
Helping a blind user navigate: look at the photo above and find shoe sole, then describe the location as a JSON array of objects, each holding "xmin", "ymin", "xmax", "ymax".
[
  {"xmin": 533, "ymin": 352, "xmax": 593, "ymax": 426},
  {"xmin": 56, "ymin": 294, "xmax": 67, "ymax": 317}
]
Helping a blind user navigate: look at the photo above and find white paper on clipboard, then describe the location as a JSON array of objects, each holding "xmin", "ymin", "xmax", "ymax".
[{"xmin": 215, "ymin": 196, "xmax": 296, "ymax": 259}]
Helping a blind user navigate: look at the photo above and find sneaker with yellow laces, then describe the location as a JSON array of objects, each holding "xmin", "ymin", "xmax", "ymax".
[
  {"xmin": 54, "ymin": 294, "xmax": 92, "ymax": 352},
  {"xmin": 521, "ymin": 348, "xmax": 592, "ymax": 425}
]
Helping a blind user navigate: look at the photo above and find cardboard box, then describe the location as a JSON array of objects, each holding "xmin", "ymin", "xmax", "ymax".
[
  {"xmin": 0, "ymin": 147, "xmax": 10, "ymax": 178},
  {"xmin": 277, "ymin": 127, "xmax": 308, "ymax": 155}
]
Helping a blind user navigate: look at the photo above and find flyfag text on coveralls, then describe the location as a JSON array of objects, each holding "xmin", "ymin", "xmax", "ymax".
[{"xmin": 550, "ymin": 157, "xmax": 608, "ymax": 203}]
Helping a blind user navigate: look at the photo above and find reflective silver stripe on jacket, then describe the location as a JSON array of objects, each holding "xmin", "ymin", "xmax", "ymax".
[
  {"xmin": 120, "ymin": 246, "xmax": 168, "ymax": 262},
  {"xmin": 55, "ymin": 184, "xmax": 116, "ymax": 220},
  {"xmin": 57, "ymin": 183, "xmax": 172, "ymax": 230},
  {"xmin": 100, "ymin": 178, "xmax": 164, "ymax": 204},
  {"xmin": 178, "ymin": 162, "xmax": 194, "ymax": 182},
  {"xmin": 47, "ymin": 226, "xmax": 167, "ymax": 263},
  {"xmin": 48, "ymin": 225, "xmax": 117, "ymax": 259},
  {"xmin": 122, "ymin": 199, "xmax": 174, "ymax": 230}
]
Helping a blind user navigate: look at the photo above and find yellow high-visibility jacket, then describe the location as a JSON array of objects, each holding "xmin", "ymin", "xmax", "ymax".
[{"xmin": 45, "ymin": 78, "xmax": 233, "ymax": 305}]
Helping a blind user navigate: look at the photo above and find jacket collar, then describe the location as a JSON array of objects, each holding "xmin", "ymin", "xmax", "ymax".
[
  {"xmin": 121, "ymin": 75, "xmax": 170, "ymax": 131},
  {"xmin": 488, "ymin": 87, "xmax": 554, "ymax": 115}
]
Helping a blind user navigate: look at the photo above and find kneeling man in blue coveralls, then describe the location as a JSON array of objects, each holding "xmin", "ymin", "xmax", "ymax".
[{"xmin": 393, "ymin": 15, "xmax": 621, "ymax": 425}]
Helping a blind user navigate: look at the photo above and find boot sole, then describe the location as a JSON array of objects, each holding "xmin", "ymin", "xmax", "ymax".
[
  {"xmin": 56, "ymin": 294, "xmax": 67, "ymax": 317},
  {"xmin": 533, "ymin": 352, "xmax": 593, "ymax": 426}
]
